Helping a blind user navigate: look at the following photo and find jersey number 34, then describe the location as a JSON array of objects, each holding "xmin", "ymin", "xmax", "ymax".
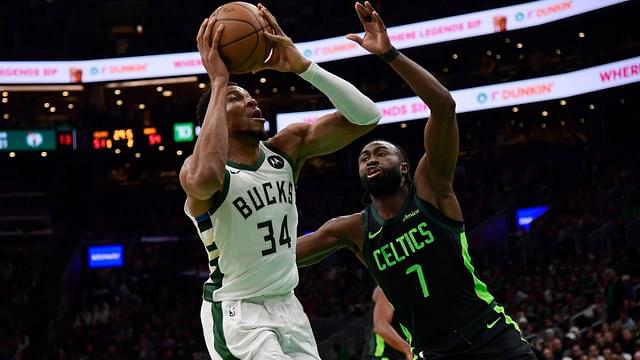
[{"xmin": 257, "ymin": 215, "xmax": 292, "ymax": 256}]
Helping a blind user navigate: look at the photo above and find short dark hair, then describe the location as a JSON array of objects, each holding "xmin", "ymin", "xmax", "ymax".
[{"xmin": 195, "ymin": 81, "xmax": 239, "ymax": 126}]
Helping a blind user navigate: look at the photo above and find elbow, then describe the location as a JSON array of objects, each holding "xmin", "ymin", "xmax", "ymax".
[
  {"xmin": 343, "ymin": 105, "xmax": 381, "ymax": 126},
  {"xmin": 433, "ymin": 95, "xmax": 456, "ymax": 117},
  {"xmin": 445, "ymin": 95, "xmax": 456, "ymax": 114},
  {"xmin": 193, "ymin": 165, "xmax": 225, "ymax": 189},
  {"xmin": 187, "ymin": 166, "xmax": 226, "ymax": 200},
  {"xmin": 373, "ymin": 324, "xmax": 385, "ymax": 336}
]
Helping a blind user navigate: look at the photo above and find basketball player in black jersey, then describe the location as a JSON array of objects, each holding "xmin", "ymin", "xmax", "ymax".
[
  {"xmin": 297, "ymin": 2, "xmax": 536, "ymax": 359},
  {"xmin": 362, "ymin": 287, "xmax": 412, "ymax": 360}
]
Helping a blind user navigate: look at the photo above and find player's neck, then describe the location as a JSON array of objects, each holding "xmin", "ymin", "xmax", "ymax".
[
  {"xmin": 371, "ymin": 186, "xmax": 409, "ymax": 220},
  {"xmin": 228, "ymin": 137, "xmax": 261, "ymax": 166}
]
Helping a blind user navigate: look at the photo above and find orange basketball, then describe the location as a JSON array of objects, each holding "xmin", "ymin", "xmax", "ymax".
[{"xmin": 212, "ymin": 2, "xmax": 272, "ymax": 74}]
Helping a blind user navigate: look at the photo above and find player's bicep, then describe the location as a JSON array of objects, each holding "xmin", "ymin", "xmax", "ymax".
[{"xmin": 298, "ymin": 112, "xmax": 375, "ymax": 161}]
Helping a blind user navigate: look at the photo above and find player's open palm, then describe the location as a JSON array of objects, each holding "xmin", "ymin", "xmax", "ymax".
[
  {"xmin": 346, "ymin": 1, "xmax": 392, "ymax": 55},
  {"xmin": 253, "ymin": 3, "xmax": 309, "ymax": 74},
  {"xmin": 196, "ymin": 16, "xmax": 229, "ymax": 81}
]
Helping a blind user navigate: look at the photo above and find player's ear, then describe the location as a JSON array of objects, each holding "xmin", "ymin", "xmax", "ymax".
[{"xmin": 400, "ymin": 162, "xmax": 409, "ymax": 175}]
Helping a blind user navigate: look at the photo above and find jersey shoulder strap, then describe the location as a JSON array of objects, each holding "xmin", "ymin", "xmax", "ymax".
[
  {"xmin": 412, "ymin": 189, "xmax": 465, "ymax": 232},
  {"xmin": 262, "ymin": 141, "xmax": 296, "ymax": 170}
]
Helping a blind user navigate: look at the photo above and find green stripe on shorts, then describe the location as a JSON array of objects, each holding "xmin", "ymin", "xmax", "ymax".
[
  {"xmin": 211, "ymin": 301, "xmax": 239, "ymax": 360},
  {"xmin": 374, "ymin": 333, "xmax": 386, "ymax": 356}
]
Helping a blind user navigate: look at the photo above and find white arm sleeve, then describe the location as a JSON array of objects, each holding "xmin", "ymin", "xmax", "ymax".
[{"xmin": 298, "ymin": 62, "xmax": 381, "ymax": 125}]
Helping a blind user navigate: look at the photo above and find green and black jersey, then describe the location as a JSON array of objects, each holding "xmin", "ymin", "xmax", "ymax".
[{"xmin": 361, "ymin": 187, "xmax": 495, "ymax": 350}]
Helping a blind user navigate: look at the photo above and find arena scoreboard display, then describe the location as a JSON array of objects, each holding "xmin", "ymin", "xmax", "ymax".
[
  {"xmin": 92, "ymin": 127, "xmax": 163, "ymax": 150},
  {"xmin": 2, "ymin": 124, "xmax": 193, "ymax": 153},
  {"xmin": 0, "ymin": 130, "xmax": 56, "ymax": 151}
]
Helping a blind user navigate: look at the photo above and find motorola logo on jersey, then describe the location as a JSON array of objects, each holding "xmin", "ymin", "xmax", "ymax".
[{"xmin": 267, "ymin": 155, "xmax": 285, "ymax": 169}]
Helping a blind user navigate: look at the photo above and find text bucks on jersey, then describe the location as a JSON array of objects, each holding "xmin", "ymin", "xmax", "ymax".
[{"xmin": 188, "ymin": 142, "xmax": 300, "ymax": 302}]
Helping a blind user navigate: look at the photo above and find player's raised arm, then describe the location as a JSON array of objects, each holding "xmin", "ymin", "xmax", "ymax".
[
  {"xmin": 254, "ymin": 4, "xmax": 381, "ymax": 169},
  {"xmin": 348, "ymin": 1, "xmax": 460, "ymax": 218},
  {"xmin": 296, "ymin": 214, "xmax": 363, "ymax": 267},
  {"xmin": 180, "ymin": 18, "xmax": 230, "ymax": 201}
]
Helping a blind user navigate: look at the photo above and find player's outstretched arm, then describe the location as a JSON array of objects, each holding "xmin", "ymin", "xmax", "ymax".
[
  {"xmin": 348, "ymin": 2, "xmax": 460, "ymax": 218},
  {"xmin": 255, "ymin": 4, "xmax": 380, "ymax": 169},
  {"xmin": 296, "ymin": 214, "xmax": 362, "ymax": 267},
  {"xmin": 372, "ymin": 287, "xmax": 414, "ymax": 360},
  {"xmin": 180, "ymin": 18, "xmax": 229, "ymax": 202}
]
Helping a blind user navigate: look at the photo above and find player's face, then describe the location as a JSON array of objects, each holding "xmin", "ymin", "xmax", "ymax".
[
  {"xmin": 358, "ymin": 141, "xmax": 408, "ymax": 197},
  {"xmin": 226, "ymin": 85, "xmax": 267, "ymax": 140}
]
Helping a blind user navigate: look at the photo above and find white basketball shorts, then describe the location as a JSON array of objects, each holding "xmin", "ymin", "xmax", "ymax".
[{"xmin": 200, "ymin": 290, "xmax": 320, "ymax": 359}]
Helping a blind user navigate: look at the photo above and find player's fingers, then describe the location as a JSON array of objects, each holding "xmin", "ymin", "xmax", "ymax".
[
  {"xmin": 372, "ymin": 11, "xmax": 386, "ymax": 28},
  {"xmin": 196, "ymin": 18, "xmax": 208, "ymax": 45},
  {"xmin": 203, "ymin": 17, "xmax": 217, "ymax": 48},
  {"xmin": 211, "ymin": 23, "xmax": 225, "ymax": 50},
  {"xmin": 364, "ymin": 1, "xmax": 376, "ymax": 13},
  {"xmin": 257, "ymin": 4, "xmax": 284, "ymax": 35},
  {"xmin": 346, "ymin": 33, "xmax": 364, "ymax": 45},
  {"xmin": 354, "ymin": 2, "xmax": 371, "ymax": 24},
  {"xmin": 264, "ymin": 31, "xmax": 288, "ymax": 44}
]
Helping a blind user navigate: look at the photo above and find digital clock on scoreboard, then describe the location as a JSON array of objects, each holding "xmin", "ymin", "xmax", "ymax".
[
  {"xmin": 92, "ymin": 127, "xmax": 163, "ymax": 150},
  {"xmin": 92, "ymin": 129, "xmax": 134, "ymax": 150}
]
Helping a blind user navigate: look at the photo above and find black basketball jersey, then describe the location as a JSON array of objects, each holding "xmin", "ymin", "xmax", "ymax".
[{"xmin": 361, "ymin": 187, "xmax": 495, "ymax": 350}]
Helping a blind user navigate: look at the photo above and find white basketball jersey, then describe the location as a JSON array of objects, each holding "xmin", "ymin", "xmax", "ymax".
[{"xmin": 186, "ymin": 141, "xmax": 299, "ymax": 302}]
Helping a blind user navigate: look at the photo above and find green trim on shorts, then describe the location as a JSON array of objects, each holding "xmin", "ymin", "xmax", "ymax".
[
  {"xmin": 211, "ymin": 301, "xmax": 239, "ymax": 360},
  {"xmin": 374, "ymin": 333, "xmax": 386, "ymax": 356},
  {"xmin": 399, "ymin": 323, "xmax": 412, "ymax": 345},
  {"xmin": 493, "ymin": 304, "xmax": 529, "ymax": 342}
]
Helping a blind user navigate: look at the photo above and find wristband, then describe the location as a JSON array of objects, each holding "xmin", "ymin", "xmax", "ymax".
[{"xmin": 379, "ymin": 46, "xmax": 400, "ymax": 62}]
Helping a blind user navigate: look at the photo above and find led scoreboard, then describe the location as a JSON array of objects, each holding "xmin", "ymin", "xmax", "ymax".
[
  {"xmin": 0, "ymin": 130, "xmax": 56, "ymax": 151},
  {"xmin": 57, "ymin": 130, "xmax": 77, "ymax": 150},
  {"xmin": 143, "ymin": 127, "xmax": 162, "ymax": 146},
  {"xmin": 92, "ymin": 127, "xmax": 163, "ymax": 150}
]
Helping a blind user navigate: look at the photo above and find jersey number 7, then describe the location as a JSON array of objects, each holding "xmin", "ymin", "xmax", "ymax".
[{"xmin": 406, "ymin": 264, "xmax": 430, "ymax": 298}]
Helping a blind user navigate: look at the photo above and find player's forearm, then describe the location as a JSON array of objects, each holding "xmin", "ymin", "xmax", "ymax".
[
  {"xmin": 190, "ymin": 80, "xmax": 229, "ymax": 188},
  {"xmin": 388, "ymin": 54, "xmax": 455, "ymax": 116},
  {"xmin": 298, "ymin": 63, "xmax": 381, "ymax": 125},
  {"xmin": 296, "ymin": 234, "xmax": 342, "ymax": 267},
  {"xmin": 374, "ymin": 323, "xmax": 412, "ymax": 355},
  {"xmin": 296, "ymin": 246, "xmax": 338, "ymax": 267}
]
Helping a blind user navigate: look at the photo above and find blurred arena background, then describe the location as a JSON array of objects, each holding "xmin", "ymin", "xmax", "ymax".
[{"xmin": 1, "ymin": 0, "xmax": 640, "ymax": 359}]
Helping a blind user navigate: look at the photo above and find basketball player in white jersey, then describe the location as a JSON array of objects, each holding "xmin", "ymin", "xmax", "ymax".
[{"xmin": 180, "ymin": 5, "xmax": 381, "ymax": 359}]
